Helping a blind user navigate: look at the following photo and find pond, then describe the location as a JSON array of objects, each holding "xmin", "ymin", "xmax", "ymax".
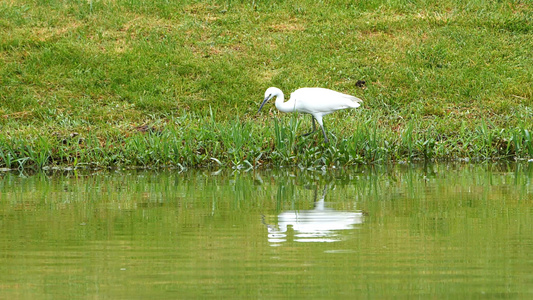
[{"xmin": 1, "ymin": 163, "xmax": 532, "ymax": 298}]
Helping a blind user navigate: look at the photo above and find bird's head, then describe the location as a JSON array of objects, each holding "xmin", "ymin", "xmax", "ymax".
[{"xmin": 258, "ymin": 87, "xmax": 280, "ymax": 113}]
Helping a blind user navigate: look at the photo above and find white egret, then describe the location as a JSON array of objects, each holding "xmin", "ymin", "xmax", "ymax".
[{"xmin": 258, "ymin": 87, "xmax": 362, "ymax": 143}]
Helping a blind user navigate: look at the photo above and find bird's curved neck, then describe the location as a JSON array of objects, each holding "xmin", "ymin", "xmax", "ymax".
[{"xmin": 274, "ymin": 92, "xmax": 295, "ymax": 113}]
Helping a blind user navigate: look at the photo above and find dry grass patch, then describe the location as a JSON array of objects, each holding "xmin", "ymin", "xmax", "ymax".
[{"xmin": 269, "ymin": 22, "xmax": 305, "ymax": 32}]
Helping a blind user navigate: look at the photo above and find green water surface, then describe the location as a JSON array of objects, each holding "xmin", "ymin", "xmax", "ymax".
[{"xmin": 1, "ymin": 163, "xmax": 532, "ymax": 298}]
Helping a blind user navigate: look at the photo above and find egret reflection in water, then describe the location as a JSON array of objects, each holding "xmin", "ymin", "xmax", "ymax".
[{"xmin": 264, "ymin": 185, "xmax": 364, "ymax": 244}]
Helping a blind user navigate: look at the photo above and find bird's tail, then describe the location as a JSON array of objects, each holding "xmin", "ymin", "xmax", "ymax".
[
  {"xmin": 346, "ymin": 95, "xmax": 363, "ymax": 108},
  {"xmin": 350, "ymin": 96, "xmax": 363, "ymax": 103}
]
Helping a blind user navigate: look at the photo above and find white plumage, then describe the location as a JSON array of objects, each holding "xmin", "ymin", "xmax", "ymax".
[{"xmin": 258, "ymin": 87, "xmax": 362, "ymax": 142}]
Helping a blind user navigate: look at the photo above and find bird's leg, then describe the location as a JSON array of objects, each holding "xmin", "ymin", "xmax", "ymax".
[
  {"xmin": 301, "ymin": 115, "xmax": 317, "ymax": 137},
  {"xmin": 320, "ymin": 124, "xmax": 329, "ymax": 143}
]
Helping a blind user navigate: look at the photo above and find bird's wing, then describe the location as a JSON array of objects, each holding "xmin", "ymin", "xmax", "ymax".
[{"xmin": 291, "ymin": 88, "xmax": 362, "ymax": 115}]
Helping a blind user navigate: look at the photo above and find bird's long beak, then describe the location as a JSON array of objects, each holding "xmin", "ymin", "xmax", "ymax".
[{"xmin": 258, "ymin": 95, "xmax": 271, "ymax": 113}]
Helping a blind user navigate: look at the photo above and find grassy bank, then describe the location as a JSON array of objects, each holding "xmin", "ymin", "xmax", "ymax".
[{"xmin": 1, "ymin": 0, "xmax": 532, "ymax": 169}]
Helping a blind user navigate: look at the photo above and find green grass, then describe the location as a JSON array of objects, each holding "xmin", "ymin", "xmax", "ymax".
[{"xmin": 1, "ymin": 0, "xmax": 532, "ymax": 169}]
